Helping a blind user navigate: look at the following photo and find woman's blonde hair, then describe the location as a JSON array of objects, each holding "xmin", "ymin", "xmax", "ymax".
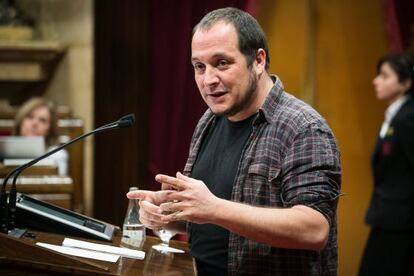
[{"xmin": 14, "ymin": 97, "xmax": 59, "ymax": 147}]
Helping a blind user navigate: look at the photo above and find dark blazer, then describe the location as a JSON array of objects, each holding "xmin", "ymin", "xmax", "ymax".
[{"xmin": 366, "ymin": 97, "xmax": 414, "ymax": 230}]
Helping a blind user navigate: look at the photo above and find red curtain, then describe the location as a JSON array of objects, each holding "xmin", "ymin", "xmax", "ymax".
[
  {"xmin": 384, "ymin": 0, "xmax": 414, "ymax": 52},
  {"xmin": 148, "ymin": 0, "xmax": 256, "ymax": 190}
]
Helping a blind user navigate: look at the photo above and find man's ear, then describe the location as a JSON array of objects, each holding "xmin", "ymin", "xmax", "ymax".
[
  {"xmin": 255, "ymin": 48, "xmax": 267, "ymax": 75},
  {"xmin": 402, "ymin": 79, "xmax": 412, "ymax": 93}
]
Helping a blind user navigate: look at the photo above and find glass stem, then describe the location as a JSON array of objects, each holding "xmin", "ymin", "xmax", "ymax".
[{"xmin": 162, "ymin": 238, "xmax": 169, "ymax": 247}]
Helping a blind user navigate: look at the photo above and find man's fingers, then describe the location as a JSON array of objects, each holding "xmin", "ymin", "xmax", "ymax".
[
  {"xmin": 161, "ymin": 183, "xmax": 173, "ymax": 190},
  {"xmin": 126, "ymin": 190, "xmax": 153, "ymax": 200},
  {"xmin": 140, "ymin": 200, "xmax": 162, "ymax": 215},
  {"xmin": 127, "ymin": 190, "xmax": 173, "ymax": 205},
  {"xmin": 155, "ymin": 174, "xmax": 187, "ymax": 190},
  {"xmin": 139, "ymin": 215, "xmax": 167, "ymax": 230},
  {"xmin": 139, "ymin": 200, "xmax": 168, "ymax": 228},
  {"xmin": 176, "ymin": 171, "xmax": 191, "ymax": 181},
  {"xmin": 161, "ymin": 210, "xmax": 184, "ymax": 222},
  {"xmin": 159, "ymin": 200, "xmax": 188, "ymax": 223},
  {"xmin": 160, "ymin": 201, "xmax": 175, "ymax": 213}
]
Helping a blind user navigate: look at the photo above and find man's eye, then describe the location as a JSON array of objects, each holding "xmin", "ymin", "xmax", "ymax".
[
  {"xmin": 193, "ymin": 63, "xmax": 205, "ymax": 72},
  {"xmin": 217, "ymin": 60, "xmax": 229, "ymax": 68}
]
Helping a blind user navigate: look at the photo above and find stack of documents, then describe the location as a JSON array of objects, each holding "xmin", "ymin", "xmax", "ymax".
[{"xmin": 36, "ymin": 237, "xmax": 146, "ymax": 263}]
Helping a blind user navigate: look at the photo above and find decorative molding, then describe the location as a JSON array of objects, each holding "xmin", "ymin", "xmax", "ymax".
[{"xmin": 0, "ymin": 40, "xmax": 65, "ymax": 81}]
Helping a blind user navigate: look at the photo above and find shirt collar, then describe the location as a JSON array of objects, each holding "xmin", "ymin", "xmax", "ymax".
[
  {"xmin": 384, "ymin": 95, "xmax": 410, "ymax": 123},
  {"xmin": 257, "ymin": 75, "xmax": 284, "ymax": 124}
]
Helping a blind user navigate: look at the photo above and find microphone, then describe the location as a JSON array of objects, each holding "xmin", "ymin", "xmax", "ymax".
[{"xmin": 0, "ymin": 113, "xmax": 135, "ymax": 235}]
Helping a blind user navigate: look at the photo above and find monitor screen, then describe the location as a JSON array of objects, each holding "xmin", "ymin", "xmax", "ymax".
[{"xmin": 0, "ymin": 136, "xmax": 45, "ymax": 159}]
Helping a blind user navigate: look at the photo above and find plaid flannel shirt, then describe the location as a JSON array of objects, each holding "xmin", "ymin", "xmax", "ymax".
[{"xmin": 184, "ymin": 76, "xmax": 341, "ymax": 275}]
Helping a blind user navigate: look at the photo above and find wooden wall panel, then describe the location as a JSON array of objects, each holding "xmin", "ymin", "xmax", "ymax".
[
  {"xmin": 257, "ymin": 1, "xmax": 389, "ymax": 275},
  {"xmin": 315, "ymin": 1, "xmax": 388, "ymax": 275},
  {"xmin": 258, "ymin": 0, "xmax": 307, "ymax": 97}
]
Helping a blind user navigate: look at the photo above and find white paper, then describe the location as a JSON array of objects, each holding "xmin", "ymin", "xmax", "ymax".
[
  {"xmin": 36, "ymin": 242, "xmax": 119, "ymax": 263},
  {"xmin": 152, "ymin": 244, "xmax": 185, "ymax": 253},
  {"xmin": 62, "ymin": 238, "xmax": 145, "ymax": 260}
]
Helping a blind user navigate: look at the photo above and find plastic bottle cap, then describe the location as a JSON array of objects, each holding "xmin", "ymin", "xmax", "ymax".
[{"xmin": 129, "ymin": 187, "xmax": 138, "ymax": 192}]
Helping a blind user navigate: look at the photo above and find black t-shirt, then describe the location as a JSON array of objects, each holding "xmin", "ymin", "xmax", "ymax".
[{"xmin": 189, "ymin": 114, "xmax": 255, "ymax": 276}]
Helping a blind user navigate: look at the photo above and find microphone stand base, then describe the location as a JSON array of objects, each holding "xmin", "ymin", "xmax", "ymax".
[{"xmin": 8, "ymin": 227, "xmax": 27, "ymax": 238}]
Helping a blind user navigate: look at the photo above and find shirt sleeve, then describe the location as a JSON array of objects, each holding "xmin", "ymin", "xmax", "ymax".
[{"xmin": 279, "ymin": 123, "xmax": 341, "ymax": 226}]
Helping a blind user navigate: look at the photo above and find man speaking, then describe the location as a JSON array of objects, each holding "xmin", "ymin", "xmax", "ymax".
[{"xmin": 128, "ymin": 7, "xmax": 341, "ymax": 276}]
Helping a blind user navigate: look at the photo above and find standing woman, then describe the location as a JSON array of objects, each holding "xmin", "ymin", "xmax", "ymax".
[
  {"xmin": 14, "ymin": 97, "xmax": 68, "ymax": 176},
  {"xmin": 360, "ymin": 53, "xmax": 414, "ymax": 275}
]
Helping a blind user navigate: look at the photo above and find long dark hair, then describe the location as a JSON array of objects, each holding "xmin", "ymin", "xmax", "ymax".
[{"xmin": 377, "ymin": 53, "xmax": 414, "ymax": 96}]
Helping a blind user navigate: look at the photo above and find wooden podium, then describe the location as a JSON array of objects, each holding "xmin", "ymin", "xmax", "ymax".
[{"xmin": 0, "ymin": 231, "xmax": 196, "ymax": 275}]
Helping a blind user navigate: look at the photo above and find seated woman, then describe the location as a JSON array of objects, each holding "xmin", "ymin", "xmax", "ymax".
[{"xmin": 13, "ymin": 97, "xmax": 68, "ymax": 175}]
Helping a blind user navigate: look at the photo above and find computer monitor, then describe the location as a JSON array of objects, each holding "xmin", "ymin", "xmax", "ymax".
[
  {"xmin": 16, "ymin": 193, "xmax": 117, "ymax": 241},
  {"xmin": 0, "ymin": 136, "xmax": 45, "ymax": 159}
]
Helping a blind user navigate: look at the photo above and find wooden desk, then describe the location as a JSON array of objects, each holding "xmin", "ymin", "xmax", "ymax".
[
  {"xmin": 0, "ymin": 231, "xmax": 197, "ymax": 275},
  {"xmin": 0, "ymin": 163, "xmax": 58, "ymax": 176}
]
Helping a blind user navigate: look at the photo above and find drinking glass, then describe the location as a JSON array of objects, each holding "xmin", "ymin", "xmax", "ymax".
[
  {"xmin": 143, "ymin": 247, "xmax": 174, "ymax": 275},
  {"xmin": 152, "ymin": 228, "xmax": 180, "ymax": 252}
]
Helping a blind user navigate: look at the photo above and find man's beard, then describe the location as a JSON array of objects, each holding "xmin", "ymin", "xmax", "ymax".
[{"xmin": 216, "ymin": 70, "xmax": 258, "ymax": 119}]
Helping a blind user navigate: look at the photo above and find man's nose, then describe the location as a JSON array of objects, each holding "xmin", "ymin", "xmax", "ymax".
[{"xmin": 203, "ymin": 66, "xmax": 219, "ymax": 87}]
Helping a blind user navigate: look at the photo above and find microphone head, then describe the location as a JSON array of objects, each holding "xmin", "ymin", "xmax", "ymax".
[{"xmin": 118, "ymin": 114, "xmax": 135, "ymax": 128}]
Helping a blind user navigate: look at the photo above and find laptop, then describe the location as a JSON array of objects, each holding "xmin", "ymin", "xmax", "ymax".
[{"xmin": 0, "ymin": 136, "xmax": 46, "ymax": 159}]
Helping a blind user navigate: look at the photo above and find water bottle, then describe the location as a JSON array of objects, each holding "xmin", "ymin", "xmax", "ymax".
[{"xmin": 121, "ymin": 187, "xmax": 146, "ymax": 248}]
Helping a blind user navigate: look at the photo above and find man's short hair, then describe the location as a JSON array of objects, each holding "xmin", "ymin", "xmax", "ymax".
[{"xmin": 193, "ymin": 7, "xmax": 270, "ymax": 70}]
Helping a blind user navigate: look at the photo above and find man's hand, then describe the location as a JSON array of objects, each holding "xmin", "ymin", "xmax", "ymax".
[
  {"xmin": 155, "ymin": 172, "xmax": 220, "ymax": 224},
  {"xmin": 126, "ymin": 189, "xmax": 171, "ymax": 230}
]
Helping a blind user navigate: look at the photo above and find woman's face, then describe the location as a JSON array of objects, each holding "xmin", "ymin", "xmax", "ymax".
[
  {"xmin": 20, "ymin": 106, "xmax": 51, "ymax": 137},
  {"xmin": 373, "ymin": 62, "xmax": 410, "ymax": 104}
]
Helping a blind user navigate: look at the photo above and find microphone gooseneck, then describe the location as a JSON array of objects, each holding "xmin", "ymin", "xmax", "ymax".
[{"xmin": 0, "ymin": 113, "xmax": 135, "ymax": 233}]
